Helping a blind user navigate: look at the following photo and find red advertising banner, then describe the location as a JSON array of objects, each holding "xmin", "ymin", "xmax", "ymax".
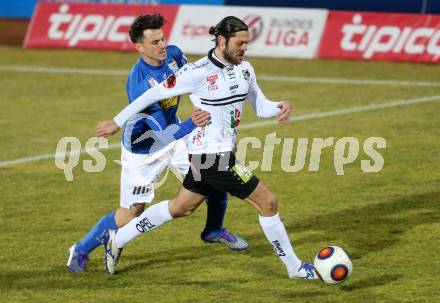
[
  {"xmin": 24, "ymin": 3, "xmax": 178, "ymax": 51},
  {"xmin": 318, "ymin": 11, "xmax": 440, "ymax": 63}
]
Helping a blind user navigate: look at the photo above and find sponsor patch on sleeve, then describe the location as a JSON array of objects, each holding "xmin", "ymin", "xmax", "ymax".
[
  {"xmin": 232, "ymin": 162, "xmax": 253, "ymax": 183},
  {"xmin": 160, "ymin": 96, "xmax": 178, "ymax": 109},
  {"xmin": 163, "ymin": 74, "xmax": 176, "ymax": 89}
]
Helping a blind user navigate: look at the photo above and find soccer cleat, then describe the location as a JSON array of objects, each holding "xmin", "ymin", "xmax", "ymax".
[
  {"xmin": 102, "ymin": 230, "xmax": 123, "ymax": 274},
  {"xmin": 290, "ymin": 262, "xmax": 319, "ymax": 280},
  {"xmin": 201, "ymin": 228, "xmax": 249, "ymax": 251},
  {"xmin": 67, "ymin": 243, "xmax": 89, "ymax": 273}
]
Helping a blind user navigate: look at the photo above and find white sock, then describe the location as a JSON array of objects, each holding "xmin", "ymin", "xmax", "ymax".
[
  {"xmin": 259, "ymin": 213, "xmax": 302, "ymax": 277},
  {"xmin": 115, "ymin": 200, "xmax": 173, "ymax": 248}
]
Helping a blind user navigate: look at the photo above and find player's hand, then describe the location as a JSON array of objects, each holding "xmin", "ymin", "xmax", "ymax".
[
  {"xmin": 191, "ymin": 107, "xmax": 211, "ymax": 127},
  {"xmin": 277, "ymin": 101, "xmax": 292, "ymax": 124},
  {"xmin": 96, "ymin": 120, "xmax": 121, "ymax": 137}
]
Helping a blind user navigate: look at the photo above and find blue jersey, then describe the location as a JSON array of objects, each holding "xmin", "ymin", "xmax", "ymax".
[{"xmin": 122, "ymin": 45, "xmax": 194, "ymax": 154}]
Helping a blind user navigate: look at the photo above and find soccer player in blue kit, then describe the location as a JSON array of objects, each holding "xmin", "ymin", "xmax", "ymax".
[{"xmin": 67, "ymin": 14, "xmax": 248, "ymax": 273}]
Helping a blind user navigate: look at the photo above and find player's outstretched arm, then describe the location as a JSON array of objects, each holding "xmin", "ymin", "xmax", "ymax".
[
  {"xmin": 95, "ymin": 105, "xmax": 210, "ymax": 139},
  {"xmin": 246, "ymin": 63, "xmax": 290, "ymax": 120},
  {"xmin": 114, "ymin": 65, "xmax": 200, "ymax": 128},
  {"xmin": 96, "ymin": 64, "xmax": 201, "ymax": 138}
]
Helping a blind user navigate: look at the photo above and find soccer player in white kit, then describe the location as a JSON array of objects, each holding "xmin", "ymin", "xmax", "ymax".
[
  {"xmin": 96, "ymin": 16, "xmax": 317, "ymax": 279},
  {"xmin": 67, "ymin": 14, "xmax": 247, "ymax": 273}
]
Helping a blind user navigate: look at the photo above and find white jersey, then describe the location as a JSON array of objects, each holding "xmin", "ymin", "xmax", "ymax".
[{"xmin": 114, "ymin": 49, "xmax": 281, "ymax": 154}]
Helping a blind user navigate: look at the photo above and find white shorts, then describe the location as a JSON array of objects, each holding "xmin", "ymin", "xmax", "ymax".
[{"xmin": 120, "ymin": 139, "xmax": 190, "ymax": 209}]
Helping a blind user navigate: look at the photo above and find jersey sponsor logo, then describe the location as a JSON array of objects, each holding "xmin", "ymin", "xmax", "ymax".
[
  {"xmin": 272, "ymin": 240, "xmax": 287, "ymax": 257},
  {"xmin": 163, "ymin": 74, "xmax": 176, "ymax": 89},
  {"xmin": 136, "ymin": 216, "xmax": 156, "ymax": 233},
  {"xmin": 226, "ymin": 66, "xmax": 236, "ymax": 79},
  {"xmin": 221, "ymin": 127, "xmax": 237, "ymax": 138},
  {"xmin": 159, "ymin": 96, "xmax": 178, "ymax": 109},
  {"xmin": 206, "ymin": 74, "xmax": 218, "ymax": 85},
  {"xmin": 181, "ymin": 54, "xmax": 188, "ymax": 65},
  {"xmin": 242, "ymin": 69, "xmax": 250, "ymax": 81},
  {"xmin": 193, "ymin": 61, "xmax": 209, "ymax": 69},
  {"xmin": 175, "ymin": 66, "xmax": 188, "ymax": 78},
  {"xmin": 230, "ymin": 108, "xmax": 241, "ymax": 128},
  {"xmin": 229, "ymin": 84, "xmax": 239, "ymax": 93},
  {"xmin": 147, "ymin": 77, "xmax": 158, "ymax": 87},
  {"xmin": 168, "ymin": 60, "xmax": 179, "ymax": 73},
  {"xmin": 208, "ymin": 84, "xmax": 219, "ymax": 91},
  {"xmin": 132, "ymin": 185, "xmax": 151, "ymax": 195},
  {"xmin": 206, "ymin": 75, "xmax": 219, "ymax": 91},
  {"xmin": 231, "ymin": 162, "xmax": 253, "ymax": 183},
  {"xmin": 192, "ymin": 128, "xmax": 205, "ymax": 146}
]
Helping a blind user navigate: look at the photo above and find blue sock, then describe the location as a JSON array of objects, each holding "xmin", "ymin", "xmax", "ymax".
[
  {"xmin": 76, "ymin": 211, "xmax": 118, "ymax": 255},
  {"xmin": 203, "ymin": 191, "xmax": 228, "ymax": 238}
]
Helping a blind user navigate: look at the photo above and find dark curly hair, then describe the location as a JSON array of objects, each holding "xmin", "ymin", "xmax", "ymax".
[
  {"xmin": 129, "ymin": 14, "xmax": 166, "ymax": 43},
  {"xmin": 209, "ymin": 16, "xmax": 248, "ymax": 46}
]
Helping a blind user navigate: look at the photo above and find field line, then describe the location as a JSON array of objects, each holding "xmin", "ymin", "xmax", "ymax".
[
  {"xmin": 1, "ymin": 65, "xmax": 440, "ymax": 87},
  {"xmin": 258, "ymin": 75, "xmax": 440, "ymax": 87},
  {"xmin": 1, "ymin": 94, "xmax": 439, "ymax": 168},
  {"xmin": 0, "ymin": 143, "xmax": 121, "ymax": 167}
]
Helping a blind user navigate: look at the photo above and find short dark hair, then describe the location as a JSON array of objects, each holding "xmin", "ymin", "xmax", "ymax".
[
  {"xmin": 209, "ymin": 16, "xmax": 248, "ymax": 46},
  {"xmin": 129, "ymin": 14, "xmax": 166, "ymax": 43}
]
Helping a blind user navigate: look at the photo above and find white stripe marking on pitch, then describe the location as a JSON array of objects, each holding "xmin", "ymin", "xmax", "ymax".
[
  {"xmin": 258, "ymin": 75, "xmax": 440, "ymax": 87},
  {"xmin": 1, "ymin": 94, "xmax": 439, "ymax": 168},
  {"xmin": 1, "ymin": 65, "xmax": 440, "ymax": 87}
]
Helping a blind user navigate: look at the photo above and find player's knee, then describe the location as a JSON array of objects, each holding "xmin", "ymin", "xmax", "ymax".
[
  {"xmin": 115, "ymin": 204, "xmax": 144, "ymax": 227},
  {"xmin": 171, "ymin": 208, "xmax": 194, "ymax": 218},
  {"xmin": 181, "ymin": 208, "xmax": 195, "ymax": 217},
  {"xmin": 261, "ymin": 194, "xmax": 277, "ymax": 216},
  {"xmin": 115, "ymin": 210, "xmax": 132, "ymax": 227},
  {"xmin": 169, "ymin": 200, "xmax": 195, "ymax": 218},
  {"xmin": 130, "ymin": 203, "xmax": 145, "ymax": 217}
]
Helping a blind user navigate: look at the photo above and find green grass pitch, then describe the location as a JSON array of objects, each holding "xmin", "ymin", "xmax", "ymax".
[{"xmin": 0, "ymin": 46, "xmax": 439, "ymax": 302}]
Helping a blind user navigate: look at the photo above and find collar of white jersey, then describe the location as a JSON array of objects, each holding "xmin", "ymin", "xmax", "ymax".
[{"xmin": 208, "ymin": 48, "xmax": 228, "ymax": 69}]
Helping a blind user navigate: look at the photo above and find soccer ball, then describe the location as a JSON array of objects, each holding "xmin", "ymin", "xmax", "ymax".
[{"xmin": 314, "ymin": 246, "xmax": 352, "ymax": 284}]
